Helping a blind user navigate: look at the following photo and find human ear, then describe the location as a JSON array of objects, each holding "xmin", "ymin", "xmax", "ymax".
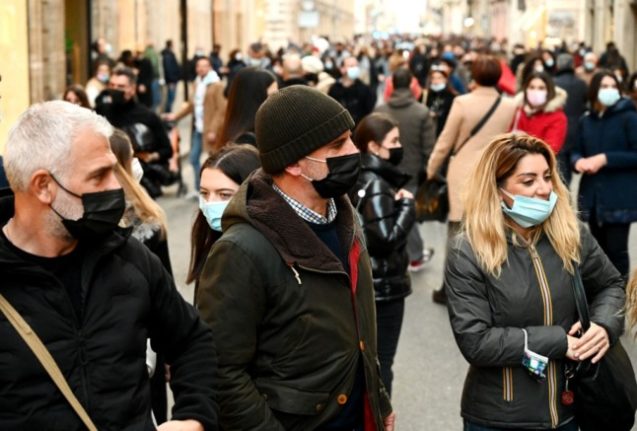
[{"xmin": 30, "ymin": 169, "xmax": 55, "ymax": 205}]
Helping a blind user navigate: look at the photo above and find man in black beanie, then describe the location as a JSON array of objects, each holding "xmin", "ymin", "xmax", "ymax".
[{"xmin": 197, "ymin": 85, "xmax": 395, "ymax": 431}]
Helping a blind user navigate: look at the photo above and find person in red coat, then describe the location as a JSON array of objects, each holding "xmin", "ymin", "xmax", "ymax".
[{"xmin": 511, "ymin": 71, "xmax": 568, "ymax": 153}]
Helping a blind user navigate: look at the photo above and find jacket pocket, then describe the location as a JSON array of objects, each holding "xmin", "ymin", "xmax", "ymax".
[
  {"xmin": 502, "ymin": 367, "xmax": 514, "ymax": 402},
  {"xmin": 256, "ymin": 381, "xmax": 330, "ymax": 416}
]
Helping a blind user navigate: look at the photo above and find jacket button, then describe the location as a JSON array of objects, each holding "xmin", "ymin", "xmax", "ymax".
[
  {"xmin": 262, "ymin": 393, "xmax": 268, "ymax": 400},
  {"xmin": 337, "ymin": 394, "xmax": 348, "ymax": 405},
  {"xmin": 315, "ymin": 403, "xmax": 325, "ymax": 412},
  {"xmin": 359, "ymin": 340, "xmax": 365, "ymax": 351}
]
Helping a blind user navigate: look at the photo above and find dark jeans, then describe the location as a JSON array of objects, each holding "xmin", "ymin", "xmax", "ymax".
[
  {"xmin": 376, "ymin": 298, "xmax": 405, "ymax": 397},
  {"xmin": 439, "ymin": 221, "xmax": 462, "ymax": 289},
  {"xmin": 557, "ymin": 149, "xmax": 572, "ymax": 189},
  {"xmin": 464, "ymin": 419, "xmax": 577, "ymax": 431},
  {"xmin": 589, "ymin": 212, "xmax": 631, "ymax": 278},
  {"xmin": 164, "ymin": 83, "xmax": 177, "ymax": 113}
]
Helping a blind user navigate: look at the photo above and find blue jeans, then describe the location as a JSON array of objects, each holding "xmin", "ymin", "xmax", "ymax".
[
  {"xmin": 190, "ymin": 130, "xmax": 203, "ymax": 191},
  {"xmin": 464, "ymin": 419, "xmax": 577, "ymax": 431},
  {"xmin": 164, "ymin": 83, "xmax": 177, "ymax": 113},
  {"xmin": 151, "ymin": 79, "xmax": 162, "ymax": 112}
]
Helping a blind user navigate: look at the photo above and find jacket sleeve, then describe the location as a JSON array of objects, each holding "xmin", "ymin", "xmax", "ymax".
[
  {"xmin": 148, "ymin": 112, "xmax": 174, "ymax": 162},
  {"xmin": 421, "ymin": 109, "xmax": 436, "ymax": 162},
  {"xmin": 604, "ymin": 111, "xmax": 637, "ymax": 170},
  {"xmin": 579, "ymin": 225, "xmax": 626, "ymax": 344},
  {"xmin": 570, "ymin": 116, "xmax": 585, "ymax": 167},
  {"xmin": 146, "ymin": 250, "xmax": 218, "ymax": 430},
  {"xmin": 426, "ymin": 97, "xmax": 462, "ymax": 179},
  {"xmin": 196, "ymin": 239, "xmax": 285, "ymax": 431},
  {"xmin": 360, "ymin": 189, "xmax": 415, "ymax": 257},
  {"xmin": 446, "ymin": 241, "xmax": 567, "ymax": 367},
  {"xmin": 542, "ymin": 111, "xmax": 568, "ymax": 154}
]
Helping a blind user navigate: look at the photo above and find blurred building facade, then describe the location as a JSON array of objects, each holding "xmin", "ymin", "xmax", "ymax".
[{"xmin": 436, "ymin": 0, "xmax": 636, "ymax": 70}]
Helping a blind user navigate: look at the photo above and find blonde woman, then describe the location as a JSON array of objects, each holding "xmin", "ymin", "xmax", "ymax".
[
  {"xmin": 446, "ymin": 134, "xmax": 624, "ymax": 430},
  {"xmin": 109, "ymin": 129, "xmax": 171, "ymax": 423}
]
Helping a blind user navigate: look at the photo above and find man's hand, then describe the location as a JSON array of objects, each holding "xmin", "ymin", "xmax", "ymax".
[
  {"xmin": 138, "ymin": 151, "xmax": 160, "ymax": 163},
  {"xmin": 383, "ymin": 411, "xmax": 396, "ymax": 431},
  {"xmin": 162, "ymin": 112, "xmax": 177, "ymax": 122},
  {"xmin": 157, "ymin": 419, "xmax": 204, "ymax": 431}
]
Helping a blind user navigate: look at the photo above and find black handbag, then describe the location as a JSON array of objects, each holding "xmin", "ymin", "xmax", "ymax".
[
  {"xmin": 567, "ymin": 265, "xmax": 637, "ymax": 431},
  {"xmin": 416, "ymin": 95, "xmax": 501, "ymax": 223}
]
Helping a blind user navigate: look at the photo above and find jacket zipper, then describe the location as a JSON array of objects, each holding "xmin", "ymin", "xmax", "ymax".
[
  {"xmin": 502, "ymin": 367, "xmax": 514, "ymax": 402},
  {"xmin": 528, "ymin": 245, "xmax": 559, "ymax": 428}
]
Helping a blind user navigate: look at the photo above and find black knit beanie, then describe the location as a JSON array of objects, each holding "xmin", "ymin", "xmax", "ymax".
[{"xmin": 255, "ymin": 85, "xmax": 354, "ymax": 174}]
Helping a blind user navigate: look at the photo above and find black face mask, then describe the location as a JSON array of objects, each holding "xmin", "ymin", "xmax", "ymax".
[
  {"xmin": 50, "ymin": 175, "xmax": 126, "ymax": 241},
  {"xmin": 387, "ymin": 147, "xmax": 403, "ymax": 166},
  {"xmin": 106, "ymin": 89, "xmax": 126, "ymax": 106},
  {"xmin": 306, "ymin": 153, "xmax": 361, "ymax": 199}
]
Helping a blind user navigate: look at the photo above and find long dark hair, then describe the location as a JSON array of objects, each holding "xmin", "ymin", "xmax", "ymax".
[
  {"xmin": 588, "ymin": 70, "xmax": 623, "ymax": 111},
  {"xmin": 352, "ymin": 113, "xmax": 397, "ymax": 153},
  {"xmin": 216, "ymin": 67, "xmax": 277, "ymax": 151},
  {"xmin": 187, "ymin": 144, "xmax": 261, "ymax": 287}
]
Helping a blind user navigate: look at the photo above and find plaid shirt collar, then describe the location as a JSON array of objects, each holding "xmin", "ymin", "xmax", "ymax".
[{"xmin": 272, "ymin": 184, "xmax": 337, "ymax": 225}]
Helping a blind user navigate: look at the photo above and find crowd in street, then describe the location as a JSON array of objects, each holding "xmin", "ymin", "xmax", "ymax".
[{"xmin": 1, "ymin": 31, "xmax": 637, "ymax": 431}]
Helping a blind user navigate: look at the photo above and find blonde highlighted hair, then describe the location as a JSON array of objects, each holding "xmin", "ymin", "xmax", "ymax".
[
  {"xmin": 463, "ymin": 133, "xmax": 580, "ymax": 277},
  {"xmin": 626, "ymin": 270, "xmax": 637, "ymax": 330},
  {"xmin": 109, "ymin": 129, "xmax": 167, "ymax": 237}
]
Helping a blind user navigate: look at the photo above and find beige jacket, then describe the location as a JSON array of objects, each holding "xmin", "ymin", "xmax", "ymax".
[
  {"xmin": 426, "ymin": 86, "xmax": 516, "ymax": 221},
  {"xmin": 203, "ymin": 81, "xmax": 227, "ymax": 153}
]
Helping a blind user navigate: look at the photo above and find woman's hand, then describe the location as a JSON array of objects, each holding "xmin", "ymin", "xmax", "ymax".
[
  {"xmin": 574, "ymin": 154, "xmax": 607, "ymax": 175},
  {"xmin": 568, "ymin": 321, "xmax": 610, "ymax": 363},
  {"xmin": 565, "ymin": 334, "xmax": 579, "ymax": 361},
  {"xmin": 395, "ymin": 189, "xmax": 414, "ymax": 200}
]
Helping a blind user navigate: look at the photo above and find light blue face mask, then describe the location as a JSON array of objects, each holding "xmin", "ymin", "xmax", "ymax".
[
  {"xmin": 598, "ymin": 88, "xmax": 621, "ymax": 107},
  {"xmin": 500, "ymin": 189, "xmax": 558, "ymax": 228},
  {"xmin": 430, "ymin": 83, "xmax": 446, "ymax": 92},
  {"xmin": 199, "ymin": 197, "xmax": 229, "ymax": 232}
]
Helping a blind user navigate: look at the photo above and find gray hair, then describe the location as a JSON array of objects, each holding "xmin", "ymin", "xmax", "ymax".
[{"xmin": 5, "ymin": 101, "xmax": 113, "ymax": 191}]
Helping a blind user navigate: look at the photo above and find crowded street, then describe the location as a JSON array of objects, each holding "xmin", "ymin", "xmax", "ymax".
[
  {"xmin": 159, "ymin": 163, "xmax": 637, "ymax": 430},
  {"xmin": 3, "ymin": 0, "xmax": 637, "ymax": 430}
]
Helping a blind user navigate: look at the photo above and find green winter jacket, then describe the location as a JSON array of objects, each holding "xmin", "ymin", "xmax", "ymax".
[{"xmin": 197, "ymin": 170, "xmax": 392, "ymax": 430}]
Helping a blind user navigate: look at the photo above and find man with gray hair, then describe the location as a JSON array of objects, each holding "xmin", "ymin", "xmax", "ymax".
[{"xmin": 0, "ymin": 101, "xmax": 217, "ymax": 430}]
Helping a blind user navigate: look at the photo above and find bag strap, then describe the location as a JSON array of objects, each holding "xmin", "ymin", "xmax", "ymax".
[
  {"xmin": 0, "ymin": 293, "xmax": 98, "ymax": 431},
  {"xmin": 453, "ymin": 95, "xmax": 502, "ymax": 156},
  {"xmin": 570, "ymin": 264, "xmax": 592, "ymax": 332}
]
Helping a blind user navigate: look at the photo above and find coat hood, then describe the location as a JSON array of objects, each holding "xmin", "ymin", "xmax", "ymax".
[
  {"xmin": 514, "ymin": 86, "xmax": 567, "ymax": 114},
  {"xmin": 222, "ymin": 169, "xmax": 359, "ymax": 272},
  {"xmin": 387, "ymin": 88, "xmax": 416, "ymax": 108}
]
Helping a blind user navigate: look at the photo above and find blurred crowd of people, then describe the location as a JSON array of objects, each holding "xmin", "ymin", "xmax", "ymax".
[{"xmin": 1, "ymin": 30, "xmax": 637, "ymax": 431}]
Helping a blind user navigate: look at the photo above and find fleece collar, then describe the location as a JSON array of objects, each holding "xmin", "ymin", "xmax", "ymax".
[
  {"xmin": 514, "ymin": 86, "xmax": 567, "ymax": 115},
  {"xmin": 222, "ymin": 169, "xmax": 360, "ymax": 272}
]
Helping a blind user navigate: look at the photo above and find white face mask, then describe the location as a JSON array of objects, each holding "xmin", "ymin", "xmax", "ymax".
[{"xmin": 131, "ymin": 158, "xmax": 144, "ymax": 183}]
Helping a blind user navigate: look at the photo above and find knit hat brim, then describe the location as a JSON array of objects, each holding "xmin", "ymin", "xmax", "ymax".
[{"xmin": 258, "ymin": 104, "xmax": 354, "ymax": 173}]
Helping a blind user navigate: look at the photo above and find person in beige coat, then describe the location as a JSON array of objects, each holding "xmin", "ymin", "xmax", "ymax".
[
  {"xmin": 202, "ymin": 81, "xmax": 227, "ymax": 153},
  {"xmin": 426, "ymin": 55, "xmax": 516, "ymax": 304}
]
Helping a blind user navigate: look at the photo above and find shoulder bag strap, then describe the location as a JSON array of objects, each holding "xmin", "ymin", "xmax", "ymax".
[
  {"xmin": 0, "ymin": 293, "xmax": 98, "ymax": 431},
  {"xmin": 452, "ymin": 95, "xmax": 502, "ymax": 156},
  {"xmin": 570, "ymin": 264, "xmax": 592, "ymax": 332}
]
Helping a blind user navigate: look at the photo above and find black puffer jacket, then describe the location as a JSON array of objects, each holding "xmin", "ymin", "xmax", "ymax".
[
  {"xmin": 0, "ymin": 196, "xmax": 217, "ymax": 431},
  {"xmin": 446, "ymin": 225, "xmax": 625, "ymax": 429},
  {"xmin": 350, "ymin": 154, "xmax": 415, "ymax": 302}
]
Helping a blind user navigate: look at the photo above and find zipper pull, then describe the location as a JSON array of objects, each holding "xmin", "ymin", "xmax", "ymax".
[{"xmin": 289, "ymin": 264, "xmax": 302, "ymax": 285}]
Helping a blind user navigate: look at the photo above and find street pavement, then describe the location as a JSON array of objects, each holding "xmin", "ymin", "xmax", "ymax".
[{"xmin": 158, "ymin": 165, "xmax": 637, "ymax": 430}]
